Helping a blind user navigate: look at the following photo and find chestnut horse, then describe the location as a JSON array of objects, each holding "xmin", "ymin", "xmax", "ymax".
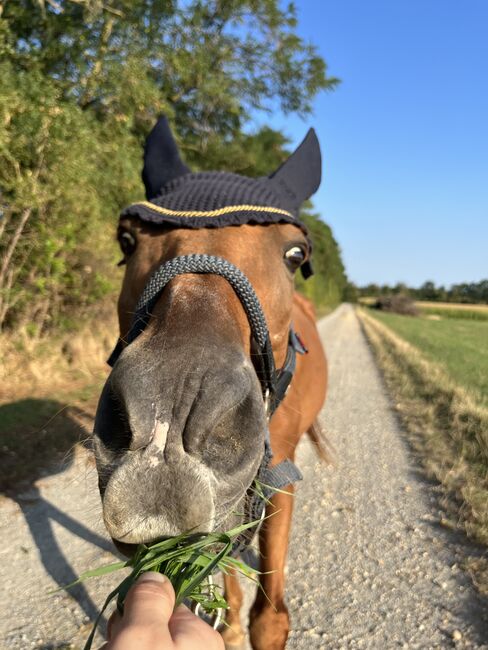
[{"xmin": 92, "ymin": 117, "xmax": 327, "ymax": 650}]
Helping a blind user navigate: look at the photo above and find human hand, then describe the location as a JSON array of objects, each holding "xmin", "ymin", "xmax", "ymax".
[{"xmin": 99, "ymin": 572, "xmax": 224, "ymax": 649}]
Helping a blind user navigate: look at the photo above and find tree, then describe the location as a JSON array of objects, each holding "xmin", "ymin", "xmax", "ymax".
[
  {"xmin": 357, "ymin": 279, "xmax": 488, "ymax": 305},
  {"xmin": 417, "ymin": 281, "xmax": 439, "ymax": 301},
  {"xmin": 342, "ymin": 282, "xmax": 358, "ymax": 303},
  {"xmin": 0, "ymin": 1, "xmax": 344, "ymax": 332},
  {"xmin": 295, "ymin": 211, "xmax": 348, "ymax": 308}
]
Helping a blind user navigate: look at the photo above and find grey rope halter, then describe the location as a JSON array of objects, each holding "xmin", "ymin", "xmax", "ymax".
[
  {"xmin": 107, "ymin": 253, "xmax": 303, "ymax": 555},
  {"xmin": 109, "ymin": 254, "xmax": 282, "ymax": 402},
  {"xmin": 134, "ymin": 255, "xmax": 269, "ymax": 347}
]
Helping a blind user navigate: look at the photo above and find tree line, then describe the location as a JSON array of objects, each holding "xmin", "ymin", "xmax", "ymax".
[
  {"xmin": 357, "ymin": 280, "xmax": 488, "ymax": 304},
  {"xmin": 0, "ymin": 0, "xmax": 347, "ymax": 336}
]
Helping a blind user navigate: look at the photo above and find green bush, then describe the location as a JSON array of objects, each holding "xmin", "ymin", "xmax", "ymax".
[{"xmin": 0, "ymin": 1, "xmax": 346, "ymax": 334}]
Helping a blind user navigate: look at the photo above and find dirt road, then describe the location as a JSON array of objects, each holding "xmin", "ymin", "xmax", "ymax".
[{"xmin": 1, "ymin": 304, "xmax": 487, "ymax": 649}]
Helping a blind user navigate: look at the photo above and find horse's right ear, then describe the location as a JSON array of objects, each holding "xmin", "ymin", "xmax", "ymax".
[
  {"xmin": 268, "ymin": 128, "xmax": 321, "ymax": 210},
  {"xmin": 142, "ymin": 116, "xmax": 190, "ymax": 200}
]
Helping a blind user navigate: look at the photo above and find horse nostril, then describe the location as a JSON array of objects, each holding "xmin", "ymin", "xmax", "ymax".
[
  {"xmin": 94, "ymin": 361, "xmax": 161, "ymax": 453},
  {"xmin": 94, "ymin": 381, "xmax": 132, "ymax": 453}
]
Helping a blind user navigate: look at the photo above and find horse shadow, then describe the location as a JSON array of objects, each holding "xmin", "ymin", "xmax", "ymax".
[{"xmin": 0, "ymin": 398, "xmax": 114, "ymax": 631}]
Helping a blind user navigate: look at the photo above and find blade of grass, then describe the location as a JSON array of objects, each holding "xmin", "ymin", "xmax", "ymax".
[
  {"xmin": 48, "ymin": 560, "xmax": 128, "ymax": 593},
  {"xmin": 176, "ymin": 538, "xmax": 232, "ymax": 604}
]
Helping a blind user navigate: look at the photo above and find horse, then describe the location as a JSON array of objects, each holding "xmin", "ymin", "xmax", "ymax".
[{"xmin": 92, "ymin": 116, "xmax": 327, "ymax": 650}]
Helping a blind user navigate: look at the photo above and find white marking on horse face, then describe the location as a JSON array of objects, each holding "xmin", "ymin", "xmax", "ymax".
[
  {"xmin": 242, "ymin": 357, "xmax": 253, "ymax": 370},
  {"xmin": 272, "ymin": 331, "xmax": 287, "ymax": 345},
  {"xmin": 149, "ymin": 420, "xmax": 169, "ymax": 451}
]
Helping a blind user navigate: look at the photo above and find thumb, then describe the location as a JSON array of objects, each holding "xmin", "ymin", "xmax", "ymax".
[{"xmin": 117, "ymin": 572, "xmax": 175, "ymax": 639}]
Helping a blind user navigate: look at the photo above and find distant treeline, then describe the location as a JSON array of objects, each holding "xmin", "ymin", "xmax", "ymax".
[
  {"xmin": 357, "ymin": 280, "xmax": 488, "ymax": 304},
  {"xmin": 0, "ymin": 1, "xmax": 346, "ymax": 336}
]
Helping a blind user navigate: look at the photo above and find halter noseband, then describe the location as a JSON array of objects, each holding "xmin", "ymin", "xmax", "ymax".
[{"xmin": 107, "ymin": 253, "xmax": 304, "ymax": 554}]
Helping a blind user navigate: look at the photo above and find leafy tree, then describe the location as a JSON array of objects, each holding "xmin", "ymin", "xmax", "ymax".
[
  {"xmin": 417, "ymin": 281, "xmax": 440, "ymax": 301},
  {"xmin": 357, "ymin": 279, "xmax": 488, "ymax": 304},
  {"xmin": 392, "ymin": 282, "xmax": 409, "ymax": 296},
  {"xmin": 0, "ymin": 1, "xmax": 344, "ymax": 333},
  {"xmin": 295, "ymin": 212, "xmax": 348, "ymax": 308},
  {"xmin": 342, "ymin": 281, "xmax": 358, "ymax": 303}
]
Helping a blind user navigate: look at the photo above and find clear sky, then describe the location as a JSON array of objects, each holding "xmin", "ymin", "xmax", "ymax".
[{"xmin": 261, "ymin": 0, "xmax": 488, "ymax": 287}]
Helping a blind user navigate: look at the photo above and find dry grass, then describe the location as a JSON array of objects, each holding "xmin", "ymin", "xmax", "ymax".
[
  {"xmin": 357, "ymin": 308, "xmax": 488, "ymax": 547},
  {"xmin": 358, "ymin": 296, "xmax": 376, "ymax": 306},
  {"xmin": 0, "ymin": 307, "xmax": 117, "ymax": 493},
  {"xmin": 416, "ymin": 301, "xmax": 488, "ymax": 312},
  {"xmin": 416, "ymin": 302, "xmax": 488, "ymax": 322},
  {"xmin": 0, "ymin": 304, "xmax": 116, "ymax": 404},
  {"xmin": 359, "ymin": 298, "xmax": 488, "ymax": 319}
]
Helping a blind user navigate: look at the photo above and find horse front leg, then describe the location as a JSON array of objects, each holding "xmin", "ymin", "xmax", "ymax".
[
  {"xmin": 221, "ymin": 568, "xmax": 246, "ymax": 649},
  {"xmin": 249, "ymin": 488, "xmax": 294, "ymax": 650}
]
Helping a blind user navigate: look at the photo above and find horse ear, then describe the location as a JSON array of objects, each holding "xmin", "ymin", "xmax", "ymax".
[
  {"xmin": 142, "ymin": 116, "xmax": 190, "ymax": 200},
  {"xmin": 268, "ymin": 128, "xmax": 321, "ymax": 209}
]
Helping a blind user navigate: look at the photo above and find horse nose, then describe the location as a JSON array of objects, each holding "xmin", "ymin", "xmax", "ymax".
[{"xmin": 94, "ymin": 362, "xmax": 159, "ymax": 452}]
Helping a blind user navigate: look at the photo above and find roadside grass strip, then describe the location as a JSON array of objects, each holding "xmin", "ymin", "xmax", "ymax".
[{"xmin": 358, "ymin": 309, "xmax": 488, "ymax": 548}]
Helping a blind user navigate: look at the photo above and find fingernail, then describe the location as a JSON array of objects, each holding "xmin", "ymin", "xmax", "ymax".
[{"xmin": 137, "ymin": 571, "xmax": 166, "ymax": 584}]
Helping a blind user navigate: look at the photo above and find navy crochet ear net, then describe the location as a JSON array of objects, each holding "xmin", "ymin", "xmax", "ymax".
[
  {"xmin": 120, "ymin": 116, "xmax": 320, "ymax": 280},
  {"xmin": 141, "ymin": 116, "xmax": 321, "ymax": 206},
  {"xmin": 142, "ymin": 117, "xmax": 190, "ymax": 200}
]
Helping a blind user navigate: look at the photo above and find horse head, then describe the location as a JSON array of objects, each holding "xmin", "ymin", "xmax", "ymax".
[{"xmin": 92, "ymin": 117, "xmax": 321, "ymax": 554}]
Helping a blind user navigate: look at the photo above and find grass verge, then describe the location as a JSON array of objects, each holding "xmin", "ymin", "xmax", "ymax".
[
  {"xmin": 0, "ymin": 310, "xmax": 115, "ymax": 494},
  {"xmin": 357, "ymin": 308, "xmax": 488, "ymax": 547},
  {"xmin": 366, "ymin": 310, "xmax": 488, "ymax": 406}
]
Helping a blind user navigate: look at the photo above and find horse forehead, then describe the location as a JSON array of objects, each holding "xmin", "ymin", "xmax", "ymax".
[
  {"xmin": 173, "ymin": 224, "xmax": 281, "ymax": 248},
  {"xmin": 126, "ymin": 220, "xmax": 287, "ymax": 254}
]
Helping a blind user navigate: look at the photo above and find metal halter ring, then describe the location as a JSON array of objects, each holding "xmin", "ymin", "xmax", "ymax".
[{"xmin": 191, "ymin": 575, "xmax": 224, "ymax": 630}]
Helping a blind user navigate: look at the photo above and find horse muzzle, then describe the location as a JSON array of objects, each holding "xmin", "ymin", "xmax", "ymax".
[{"xmin": 93, "ymin": 334, "xmax": 266, "ymax": 545}]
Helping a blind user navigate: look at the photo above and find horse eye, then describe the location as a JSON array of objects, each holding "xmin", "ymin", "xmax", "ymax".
[
  {"xmin": 284, "ymin": 245, "xmax": 306, "ymax": 271},
  {"xmin": 118, "ymin": 231, "xmax": 137, "ymax": 256}
]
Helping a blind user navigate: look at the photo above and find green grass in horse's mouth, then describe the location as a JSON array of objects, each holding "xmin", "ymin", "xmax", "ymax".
[{"xmin": 54, "ymin": 520, "xmax": 263, "ymax": 650}]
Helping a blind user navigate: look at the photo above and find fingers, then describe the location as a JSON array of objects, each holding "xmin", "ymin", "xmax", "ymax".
[
  {"xmin": 170, "ymin": 605, "xmax": 225, "ymax": 650},
  {"xmin": 105, "ymin": 572, "xmax": 224, "ymax": 650},
  {"xmin": 108, "ymin": 572, "xmax": 175, "ymax": 649},
  {"xmin": 123, "ymin": 572, "xmax": 175, "ymax": 627}
]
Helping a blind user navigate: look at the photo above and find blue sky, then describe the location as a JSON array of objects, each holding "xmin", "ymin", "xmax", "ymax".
[{"xmin": 259, "ymin": 1, "xmax": 488, "ymax": 287}]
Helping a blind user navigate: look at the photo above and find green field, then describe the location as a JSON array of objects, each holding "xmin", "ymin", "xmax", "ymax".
[{"xmin": 368, "ymin": 310, "xmax": 488, "ymax": 406}]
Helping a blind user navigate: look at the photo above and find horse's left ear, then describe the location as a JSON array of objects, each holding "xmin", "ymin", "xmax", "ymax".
[
  {"xmin": 142, "ymin": 116, "xmax": 190, "ymax": 200},
  {"xmin": 268, "ymin": 128, "xmax": 321, "ymax": 209}
]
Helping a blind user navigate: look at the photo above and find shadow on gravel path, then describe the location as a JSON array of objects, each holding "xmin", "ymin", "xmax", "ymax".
[
  {"xmin": 0, "ymin": 398, "xmax": 94, "ymax": 494},
  {"xmin": 0, "ymin": 397, "xmax": 113, "ymax": 640},
  {"xmin": 14, "ymin": 486, "xmax": 113, "ymax": 623}
]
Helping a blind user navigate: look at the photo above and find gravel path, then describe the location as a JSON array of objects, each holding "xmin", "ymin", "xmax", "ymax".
[
  {"xmin": 286, "ymin": 304, "xmax": 487, "ymax": 649},
  {"xmin": 1, "ymin": 304, "xmax": 487, "ymax": 649}
]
